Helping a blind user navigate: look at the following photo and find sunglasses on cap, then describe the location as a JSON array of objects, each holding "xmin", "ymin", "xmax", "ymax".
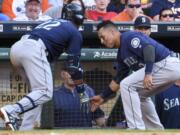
[
  {"xmin": 128, "ymin": 4, "xmax": 141, "ymax": 8},
  {"xmin": 161, "ymin": 14, "xmax": 174, "ymax": 18}
]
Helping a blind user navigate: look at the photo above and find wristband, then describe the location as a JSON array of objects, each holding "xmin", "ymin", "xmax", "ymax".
[{"xmin": 100, "ymin": 86, "xmax": 116, "ymax": 100}]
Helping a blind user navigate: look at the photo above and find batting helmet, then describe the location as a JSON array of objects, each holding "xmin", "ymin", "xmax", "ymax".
[{"xmin": 62, "ymin": 3, "xmax": 85, "ymax": 26}]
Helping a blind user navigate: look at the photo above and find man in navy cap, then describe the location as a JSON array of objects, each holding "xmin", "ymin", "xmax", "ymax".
[{"xmin": 134, "ymin": 16, "xmax": 152, "ymax": 36}]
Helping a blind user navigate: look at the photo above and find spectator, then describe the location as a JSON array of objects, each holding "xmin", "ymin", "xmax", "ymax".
[
  {"xmin": 1, "ymin": 0, "xmax": 50, "ymax": 19},
  {"xmin": 86, "ymin": 0, "xmax": 117, "ymax": 21},
  {"xmin": 155, "ymin": 80, "xmax": 180, "ymax": 129},
  {"xmin": 107, "ymin": 0, "xmax": 125, "ymax": 14},
  {"xmin": 13, "ymin": 0, "xmax": 52, "ymax": 21},
  {"xmin": 159, "ymin": 8, "xmax": 175, "ymax": 22},
  {"xmin": 53, "ymin": 66, "xmax": 106, "ymax": 127},
  {"xmin": 150, "ymin": 0, "xmax": 180, "ymax": 21},
  {"xmin": 111, "ymin": 0, "xmax": 147, "ymax": 22},
  {"xmin": 44, "ymin": 0, "xmax": 85, "ymax": 19}
]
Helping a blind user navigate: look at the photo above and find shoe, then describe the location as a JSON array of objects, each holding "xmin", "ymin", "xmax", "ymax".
[{"xmin": 0, "ymin": 108, "xmax": 19, "ymax": 131}]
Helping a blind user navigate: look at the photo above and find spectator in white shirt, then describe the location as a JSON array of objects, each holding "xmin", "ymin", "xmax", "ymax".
[{"xmin": 13, "ymin": 0, "xmax": 51, "ymax": 21}]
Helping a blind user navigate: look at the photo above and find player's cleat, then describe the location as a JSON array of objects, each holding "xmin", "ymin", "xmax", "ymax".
[{"xmin": 0, "ymin": 108, "xmax": 19, "ymax": 131}]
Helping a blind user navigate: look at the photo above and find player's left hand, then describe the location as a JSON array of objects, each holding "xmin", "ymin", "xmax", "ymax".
[{"xmin": 143, "ymin": 74, "xmax": 153, "ymax": 90}]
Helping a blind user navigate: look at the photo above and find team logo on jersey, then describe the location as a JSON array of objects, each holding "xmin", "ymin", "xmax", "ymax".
[{"xmin": 131, "ymin": 38, "xmax": 140, "ymax": 48}]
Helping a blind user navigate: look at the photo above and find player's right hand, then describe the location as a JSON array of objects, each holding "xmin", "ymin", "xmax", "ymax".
[
  {"xmin": 143, "ymin": 74, "xmax": 153, "ymax": 90},
  {"xmin": 90, "ymin": 95, "xmax": 104, "ymax": 112}
]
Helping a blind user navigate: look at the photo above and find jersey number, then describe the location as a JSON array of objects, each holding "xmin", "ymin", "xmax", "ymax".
[{"xmin": 35, "ymin": 20, "xmax": 61, "ymax": 30}]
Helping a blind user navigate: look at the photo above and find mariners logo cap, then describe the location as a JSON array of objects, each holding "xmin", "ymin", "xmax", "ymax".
[{"xmin": 134, "ymin": 16, "xmax": 151, "ymax": 28}]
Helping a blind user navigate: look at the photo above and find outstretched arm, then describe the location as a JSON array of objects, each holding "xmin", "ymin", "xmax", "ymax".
[{"xmin": 91, "ymin": 61, "xmax": 130, "ymax": 111}]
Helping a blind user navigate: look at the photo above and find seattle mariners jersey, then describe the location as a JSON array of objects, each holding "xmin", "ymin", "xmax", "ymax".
[
  {"xmin": 29, "ymin": 19, "xmax": 83, "ymax": 62},
  {"xmin": 116, "ymin": 31, "xmax": 170, "ymax": 80},
  {"xmin": 155, "ymin": 84, "xmax": 180, "ymax": 129}
]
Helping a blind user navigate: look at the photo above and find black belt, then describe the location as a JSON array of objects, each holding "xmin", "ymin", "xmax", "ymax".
[{"xmin": 27, "ymin": 35, "xmax": 40, "ymax": 41}]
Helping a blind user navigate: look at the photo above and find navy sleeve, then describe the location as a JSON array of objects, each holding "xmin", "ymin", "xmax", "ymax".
[{"xmin": 66, "ymin": 32, "xmax": 82, "ymax": 56}]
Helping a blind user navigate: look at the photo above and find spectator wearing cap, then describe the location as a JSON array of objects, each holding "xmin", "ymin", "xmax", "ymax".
[
  {"xmin": 13, "ymin": 0, "xmax": 52, "ymax": 21},
  {"xmin": 111, "ymin": 0, "xmax": 148, "ymax": 22},
  {"xmin": 85, "ymin": 0, "xmax": 117, "ymax": 21},
  {"xmin": 1, "ymin": 0, "xmax": 50, "ymax": 19},
  {"xmin": 159, "ymin": 8, "xmax": 175, "ymax": 22},
  {"xmin": 134, "ymin": 16, "xmax": 151, "ymax": 36},
  {"xmin": 150, "ymin": 0, "xmax": 180, "ymax": 21}
]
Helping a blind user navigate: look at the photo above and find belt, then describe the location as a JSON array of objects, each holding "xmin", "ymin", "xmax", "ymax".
[{"xmin": 27, "ymin": 35, "xmax": 40, "ymax": 41}]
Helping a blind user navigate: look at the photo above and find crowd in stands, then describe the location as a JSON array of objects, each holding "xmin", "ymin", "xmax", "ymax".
[{"xmin": 0, "ymin": 0, "xmax": 179, "ymax": 22}]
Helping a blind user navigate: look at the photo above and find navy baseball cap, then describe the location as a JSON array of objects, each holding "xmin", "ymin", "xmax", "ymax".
[{"xmin": 134, "ymin": 16, "xmax": 151, "ymax": 28}]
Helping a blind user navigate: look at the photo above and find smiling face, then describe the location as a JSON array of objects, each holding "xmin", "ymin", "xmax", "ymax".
[
  {"xmin": 95, "ymin": 0, "xmax": 110, "ymax": 12},
  {"xmin": 25, "ymin": 1, "xmax": 41, "ymax": 20},
  {"xmin": 98, "ymin": 27, "xmax": 120, "ymax": 48}
]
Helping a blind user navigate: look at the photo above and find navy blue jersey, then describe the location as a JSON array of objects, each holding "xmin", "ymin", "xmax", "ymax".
[
  {"xmin": 155, "ymin": 84, "xmax": 180, "ymax": 129},
  {"xmin": 116, "ymin": 31, "xmax": 170, "ymax": 81},
  {"xmin": 53, "ymin": 84, "xmax": 104, "ymax": 127},
  {"xmin": 150, "ymin": 0, "xmax": 180, "ymax": 19},
  {"xmin": 29, "ymin": 19, "xmax": 83, "ymax": 62}
]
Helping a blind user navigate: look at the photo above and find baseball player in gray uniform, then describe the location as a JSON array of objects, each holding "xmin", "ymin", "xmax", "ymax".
[
  {"xmin": 0, "ymin": 2, "xmax": 85, "ymax": 131},
  {"xmin": 133, "ymin": 16, "xmax": 164, "ymax": 129},
  {"xmin": 91, "ymin": 20, "xmax": 180, "ymax": 130}
]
